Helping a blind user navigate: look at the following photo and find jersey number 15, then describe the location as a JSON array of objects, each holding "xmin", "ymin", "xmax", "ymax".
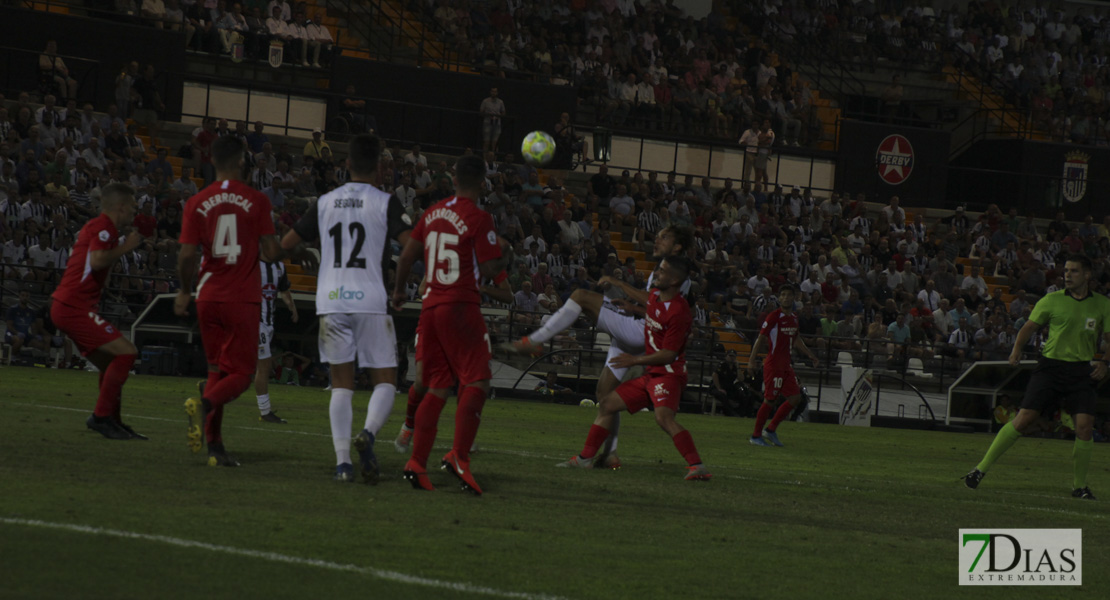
[{"xmin": 425, "ymin": 231, "xmax": 460, "ymax": 285}]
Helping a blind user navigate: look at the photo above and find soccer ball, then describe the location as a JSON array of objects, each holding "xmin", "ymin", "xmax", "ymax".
[
  {"xmin": 579, "ymin": 398, "xmax": 596, "ymax": 408},
  {"xmin": 521, "ymin": 130, "xmax": 556, "ymax": 166}
]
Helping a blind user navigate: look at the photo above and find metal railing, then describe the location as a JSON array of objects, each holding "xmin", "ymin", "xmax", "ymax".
[{"xmin": 0, "ymin": 44, "xmax": 99, "ymax": 103}]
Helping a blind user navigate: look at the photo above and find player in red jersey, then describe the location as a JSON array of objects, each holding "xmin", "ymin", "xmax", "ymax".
[
  {"xmin": 393, "ymin": 274, "xmax": 513, "ymax": 454},
  {"xmin": 391, "ymin": 154, "xmax": 504, "ymax": 495},
  {"xmin": 745, "ymin": 284, "xmax": 820, "ymax": 447},
  {"xmin": 558, "ymin": 255, "xmax": 711, "ymax": 481},
  {"xmin": 174, "ymin": 136, "xmax": 288, "ymax": 467},
  {"xmin": 51, "ymin": 183, "xmax": 147, "ymax": 440}
]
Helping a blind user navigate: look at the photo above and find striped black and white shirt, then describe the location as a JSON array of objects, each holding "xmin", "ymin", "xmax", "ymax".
[
  {"xmin": 638, "ymin": 210, "xmax": 662, "ymax": 236},
  {"xmin": 857, "ymin": 253, "xmax": 875, "ymax": 272},
  {"xmin": 751, "ymin": 294, "xmax": 778, "ymax": 315},
  {"xmin": 693, "ymin": 303, "xmax": 708, "ymax": 326},
  {"xmin": 948, "ymin": 328, "xmax": 971, "ymax": 349},
  {"xmin": 696, "ymin": 236, "xmax": 716, "ymax": 256},
  {"xmin": 260, "ymin": 261, "xmax": 291, "ymax": 327},
  {"xmin": 21, "ymin": 201, "xmax": 49, "ymax": 226},
  {"xmin": 546, "ymin": 252, "xmax": 566, "ymax": 278}
]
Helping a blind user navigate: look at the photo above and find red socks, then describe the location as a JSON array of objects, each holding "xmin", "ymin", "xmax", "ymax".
[
  {"xmin": 752, "ymin": 402, "xmax": 773, "ymax": 437},
  {"xmin": 201, "ymin": 371, "xmax": 251, "ymax": 445},
  {"xmin": 580, "ymin": 424, "xmax": 611, "ymax": 459},
  {"xmin": 768, "ymin": 401, "xmax": 794, "ymax": 433},
  {"xmin": 405, "ymin": 385, "xmax": 421, "ymax": 429},
  {"xmin": 454, "ymin": 386, "xmax": 487, "ymax": 461},
  {"xmin": 411, "ymin": 393, "xmax": 447, "ymax": 468},
  {"xmin": 93, "ymin": 354, "xmax": 135, "ymax": 418},
  {"xmin": 672, "ymin": 430, "xmax": 702, "ymax": 465}
]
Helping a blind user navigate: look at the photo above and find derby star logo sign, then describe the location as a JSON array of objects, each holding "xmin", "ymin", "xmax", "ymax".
[{"xmin": 876, "ymin": 134, "xmax": 914, "ymax": 185}]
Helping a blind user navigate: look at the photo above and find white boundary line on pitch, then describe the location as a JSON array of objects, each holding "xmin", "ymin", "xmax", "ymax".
[
  {"xmin": 0, "ymin": 517, "xmax": 569, "ymax": 600},
  {"xmin": 8, "ymin": 401, "xmax": 1107, "ymax": 517}
]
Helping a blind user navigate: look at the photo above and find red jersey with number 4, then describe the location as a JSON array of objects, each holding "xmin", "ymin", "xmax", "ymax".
[
  {"xmin": 760, "ymin": 309, "xmax": 799, "ymax": 370},
  {"xmin": 412, "ymin": 196, "xmax": 500, "ymax": 308},
  {"xmin": 180, "ymin": 179, "xmax": 274, "ymax": 304},
  {"xmin": 644, "ymin": 290, "xmax": 692, "ymax": 378},
  {"xmin": 52, "ymin": 213, "xmax": 119, "ymax": 311}
]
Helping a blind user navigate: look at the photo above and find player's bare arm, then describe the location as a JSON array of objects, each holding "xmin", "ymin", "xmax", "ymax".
[
  {"xmin": 89, "ymin": 231, "xmax": 143, "ymax": 270},
  {"xmin": 794, "ymin": 335, "xmax": 820, "ymax": 368},
  {"xmin": 392, "ymin": 236, "xmax": 423, "ymax": 311},
  {"xmin": 281, "ymin": 288, "xmax": 298, "ymax": 323},
  {"xmin": 1008, "ymin": 319, "xmax": 1042, "ymax": 366},
  {"xmin": 481, "ymin": 277, "xmax": 514, "ymax": 304},
  {"xmin": 174, "ymin": 244, "xmax": 199, "ymax": 317},
  {"xmin": 747, "ymin": 334, "xmax": 767, "ymax": 375},
  {"xmin": 1091, "ymin": 331, "xmax": 1110, "ymax": 380},
  {"xmin": 598, "ymin": 275, "xmax": 650, "ymax": 305},
  {"xmin": 609, "ymin": 349, "xmax": 678, "ymax": 370}
]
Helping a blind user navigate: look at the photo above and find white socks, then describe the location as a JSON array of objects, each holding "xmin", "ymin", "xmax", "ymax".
[
  {"xmin": 529, "ymin": 299, "xmax": 582, "ymax": 344},
  {"xmin": 363, "ymin": 383, "xmax": 396, "ymax": 436},
  {"xmin": 329, "ymin": 388, "xmax": 354, "ymax": 465},
  {"xmin": 256, "ymin": 393, "xmax": 271, "ymax": 415},
  {"xmin": 600, "ymin": 412, "xmax": 620, "ymax": 454}
]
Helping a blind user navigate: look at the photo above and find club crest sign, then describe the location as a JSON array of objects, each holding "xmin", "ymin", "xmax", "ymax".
[
  {"xmin": 268, "ymin": 40, "xmax": 284, "ymax": 68},
  {"xmin": 1062, "ymin": 151, "xmax": 1089, "ymax": 203},
  {"xmin": 876, "ymin": 134, "xmax": 914, "ymax": 185}
]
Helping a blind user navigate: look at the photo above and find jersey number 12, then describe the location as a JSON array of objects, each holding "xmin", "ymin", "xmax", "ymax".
[{"xmin": 328, "ymin": 222, "xmax": 367, "ymax": 268}]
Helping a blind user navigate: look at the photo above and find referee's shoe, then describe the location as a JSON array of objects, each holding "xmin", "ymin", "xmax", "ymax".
[{"xmin": 1072, "ymin": 487, "xmax": 1097, "ymax": 500}]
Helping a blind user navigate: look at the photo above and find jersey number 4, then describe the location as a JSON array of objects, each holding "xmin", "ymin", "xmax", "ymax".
[
  {"xmin": 213, "ymin": 214, "xmax": 242, "ymax": 264},
  {"xmin": 425, "ymin": 231, "xmax": 460, "ymax": 285},
  {"xmin": 327, "ymin": 222, "xmax": 367, "ymax": 268}
]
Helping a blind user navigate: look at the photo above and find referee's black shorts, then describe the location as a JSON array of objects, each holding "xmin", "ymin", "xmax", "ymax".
[{"xmin": 1021, "ymin": 358, "xmax": 1098, "ymax": 416}]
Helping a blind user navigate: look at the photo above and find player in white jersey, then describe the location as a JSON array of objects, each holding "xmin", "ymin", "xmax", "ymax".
[
  {"xmin": 507, "ymin": 225, "xmax": 694, "ymax": 468},
  {"xmin": 254, "ymin": 260, "xmax": 298, "ymax": 423},
  {"xmin": 281, "ymin": 134, "xmax": 412, "ymax": 483}
]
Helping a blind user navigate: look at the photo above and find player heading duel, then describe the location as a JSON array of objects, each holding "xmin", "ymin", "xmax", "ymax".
[{"xmin": 558, "ymin": 255, "xmax": 711, "ymax": 481}]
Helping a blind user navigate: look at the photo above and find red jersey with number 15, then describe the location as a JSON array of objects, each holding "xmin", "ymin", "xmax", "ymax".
[
  {"xmin": 644, "ymin": 290, "xmax": 692, "ymax": 378},
  {"xmin": 180, "ymin": 179, "xmax": 274, "ymax": 304},
  {"xmin": 412, "ymin": 196, "xmax": 501, "ymax": 308},
  {"xmin": 52, "ymin": 213, "xmax": 119, "ymax": 311},
  {"xmin": 760, "ymin": 309, "xmax": 799, "ymax": 370}
]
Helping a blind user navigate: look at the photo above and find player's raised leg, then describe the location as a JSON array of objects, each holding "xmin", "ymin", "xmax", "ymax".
[
  {"xmin": 963, "ymin": 408, "xmax": 1035, "ymax": 489},
  {"xmin": 506, "ymin": 287, "xmax": 605, "ymax": 353}
]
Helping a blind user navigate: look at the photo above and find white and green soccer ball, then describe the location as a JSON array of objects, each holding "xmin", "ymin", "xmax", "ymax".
[
  {"xmin": 579, "ymin": 398, "xmax": 596, "ymax": 408},
  {"xmin": 521, "ymin": 130, "xmax": 556, "ymax": 166}
]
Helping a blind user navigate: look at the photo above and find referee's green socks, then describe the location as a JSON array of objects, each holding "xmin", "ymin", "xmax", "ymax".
[
  {"xmin": 1073, "ymin": 438, "xmax": 1094, "ymax": 490},
  {"xmin": 976, "ymin": 422, "xmax": 1022, "ymax": 473}
]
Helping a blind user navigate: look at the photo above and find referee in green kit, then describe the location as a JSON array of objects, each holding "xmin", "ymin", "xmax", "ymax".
[{"xmin": 963, "ymin": 254, "xmax": 1110, "ymax": 499}]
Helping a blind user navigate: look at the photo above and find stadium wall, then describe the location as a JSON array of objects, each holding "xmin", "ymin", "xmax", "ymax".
[
  {"xmin": 181, "ymin": 81, "xmax": 327, "ymax": 136},
  {"xmin": 0, "ymin": 7, "xmax": 185, "ymax": 120},
  {"xmin": 328, "ymin": 58, "xmax": 578, "ymax": 153},
  {"xmin": 949, "ymin": 138, "xmax": 1109, "ymax": 220}
]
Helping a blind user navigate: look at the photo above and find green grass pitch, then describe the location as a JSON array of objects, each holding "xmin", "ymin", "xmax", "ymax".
[{"xmin": 0, "ymin": 368, "xmax": 1106, "ymax": 599}]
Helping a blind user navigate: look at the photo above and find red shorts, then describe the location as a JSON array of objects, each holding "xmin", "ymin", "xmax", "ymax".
[
  {"xmin": 418, "ymin": 302, "xmax": 491, "ymax": 388},
  {"xmin": 51, "ymin": 302, "xmax": 123, "ymax": 356},
  {"xmin": 616, "ymin": 373, "xmax": 687, "ymax": 413},
  {"xmin": 197, "ymin": 301, "xmax": 259, "ymax": 377},
  {"xmin": 762, "ymin": 365, "xmax": 801, "ymax": 401}
]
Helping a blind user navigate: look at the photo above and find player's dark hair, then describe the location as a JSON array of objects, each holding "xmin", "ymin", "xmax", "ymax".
[
  {"xmin": 661, "ymin": 254, "xmax": 691, "ymax": 279},
  {"xmin": 100, "ymin": 182, "xmax": 135, "ymax": 210},
  {"xmin": 779, "ymin": 283, "xmax": 796, "ymax": 294},
  {"xmin": 662, "ymin": 225, "xmax": 694, "ymax": 255},
  {"xmin": 347, "ymin": 134, "xmax": 381, "ymax": 177},
  {"xmin": 1066, "ymin": 253, "xmax": 1093, "ymax": 271},
  {"xmin": 211, "ymin": 135, "xmax": 245, "ymax": 172},
  {"xmin": 455, "ymin": 154, "xmax": 486, "ymax": 189}
]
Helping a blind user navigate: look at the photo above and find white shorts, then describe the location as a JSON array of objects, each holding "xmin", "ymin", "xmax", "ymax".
[
  {"xmin": 596, "ymin": 305, "xmax": 646, "ymax": 381},
  {"xmin": 258, "ymin": 323, "xmax": 274, "ymax": 360},
  {"xmin": 318, "ymin": 313, "xmax": 397, "ymax": 369}
]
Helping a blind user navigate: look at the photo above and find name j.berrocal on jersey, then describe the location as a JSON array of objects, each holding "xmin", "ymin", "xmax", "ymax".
[
  {"xmin": 423, "ymin": 207, "xmax": 469, "ymax": 234},
  {"xmin": 328, "ymin": 286, "xmax": 365, "ymax": 300},
  {"xmin": 196, "ymin": 193, "xmax": 254, "ymax": 217}
]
